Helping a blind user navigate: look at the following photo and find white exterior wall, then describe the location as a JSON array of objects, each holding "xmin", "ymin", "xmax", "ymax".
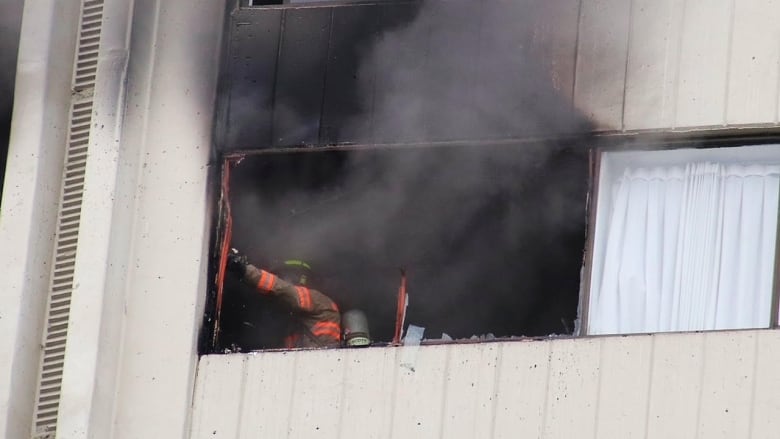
[
  {"xmin": 575, "ymin": 0, "xmax": 780, "ymax": 131},
  {"xmin": 0, "ymin": 0, "xmax": 224, "ymax": 437},
  {"xmin": 3, "ymin": 0, "xmax": 780, "ymax": 438},
  {"xmin": 0, "ymin": 2, "xmax": 81, "ymax": 437},
  {"xmin": 191, "ymin": 330, "xmax": 780, "ymax": 439},
  {"xmin": 191, "ymin": 2, "xmax": 780, "ymax": 438}
]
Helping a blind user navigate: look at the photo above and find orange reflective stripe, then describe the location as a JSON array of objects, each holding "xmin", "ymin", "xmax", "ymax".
[
  {"xmin": 296, "ymin": 286, "xmax": 312, "ymax": 310},
  {"xmin": 256, "ymin": 270, "xmax": 277, "ymax": 292},
  {"xmin": 312, "ymin": 321, "xmax": 341, "ymax": 340},
  {"xmin": 312, "ymin": 321, "xmax": 340, "ymax": 331},
  {"xmin": 312, "ymin": 328, "xmax": 341, "ymax": 339},
  {"xmin": 265, "ymin": 272, "xmax": 276, "ymax": 290}
]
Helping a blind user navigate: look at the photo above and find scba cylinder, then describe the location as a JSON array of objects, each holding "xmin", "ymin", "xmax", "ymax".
[{"xmin": 342, "ymin": 309, "xmax": 371, "ymax": 347}]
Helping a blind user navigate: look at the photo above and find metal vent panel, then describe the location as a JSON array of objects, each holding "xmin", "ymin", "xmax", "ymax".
[{"xmin": 32, "ymin": 0, "xmax": 104, "ymax": 437}]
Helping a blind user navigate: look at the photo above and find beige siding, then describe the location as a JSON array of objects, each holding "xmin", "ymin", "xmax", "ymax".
[
  {"xmin": 576, "ymin": 0, "xmax": 780, "ymax": 131},
  {"xmin": 574, "ymin": 0, "xmax": 631, "ymax": 130},
  {"xmin": 622, "ymin": 0, "xmax": 685, "ymax": 130},
  {"xmin": 190, "ymin": 330, "xmax": 780, "ymax": 439},
  {"xmin": 726, "ymin": 0, "xmax": 780, "ymax": 125},
  {"xmin": 595, "ymin": 335, "xmax": 653, "ymax": 438}
]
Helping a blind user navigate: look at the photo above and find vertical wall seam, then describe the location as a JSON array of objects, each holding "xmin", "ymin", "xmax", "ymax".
[
  {"xmin": 642, "ymin": 336, "xmax": 657, "ymax": 439},
  {"xmin": 334, "ymin": 349, "xmax": 351, "ymax": 438},
  {"xmin": 316, "ymin": 8, "xmax": 335, "ymax": 144},
  {"xmin": 108, "ymin": 1, "xmax": 163, "ymax": 435},
  {"xmin": 620, "ymin": 0, "xmax": 635, "ymax": 131},
  {"xmin": 437, "ymin": 346, "xmax": 453, "ymax": 439},
  {"xmin": 284, "ymin": 353, "xmax": 299, "ymax": 439},
  {"xmin": 693, "ymin": 333, "xmax": 707, "ymax": 438},
  {"xmin": 775, "ymin": 35, "xmax": 780, "ymax": 123},
  {"xmin": 233, "ymin": 357, "xmax": 249, "ymax": 439},
  {"xmin": 571, "ymin": 0, "xmax": 585, "ymax": 113},
  {"xmin": 269, "ymin": 10, "xmax": 286, "ymax": 146},
  {"xmin": 538, "ymin": 340, "xmax": 554, "ymax": 437},
  {"xmin": 385, "ymin": 347, "xmax": 400, "ymax": 439},
  {"xmin": 746, "ymin": 333, "xmax": 761, "ymax": 438},
  {"xmin": 591, "ymin": 338, "xmax": 606, "ymax": 439},
  {"xmin": 722, "ymin": 0, "xmax": 738, "ymax": 125},
  {"xmin": 486, "ymin": 343, "xmax": 503, "ymax": 439},
  {"xmin": 671, "ymin": 0, "xmax": 689, "ymax": 129}
]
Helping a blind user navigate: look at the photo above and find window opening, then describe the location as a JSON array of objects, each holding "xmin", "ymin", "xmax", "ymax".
[
  {"xmin": 584, "ymin": 144, "xmax": 780, "ymax": 335},
  {"xmin": 249, "ymin": 0, "xmax": 395, "ymax": 6},
  {"xmin": 207, "ymin": 143, "xmax": 588, "ymax": 353}
]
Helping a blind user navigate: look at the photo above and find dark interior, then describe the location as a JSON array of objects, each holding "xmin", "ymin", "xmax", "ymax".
[{"xmin": 217, "ymin": 141, "xmax": 589, "ymax": 351}]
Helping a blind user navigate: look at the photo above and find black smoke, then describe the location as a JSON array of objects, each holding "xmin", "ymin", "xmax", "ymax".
[
  {"xmin": 0, "ymin": 0, "xmax": 23, "ymax": 203},
  {"xmin": 217, "ymin": 0, "xmax": 594, "ymax": 350}
]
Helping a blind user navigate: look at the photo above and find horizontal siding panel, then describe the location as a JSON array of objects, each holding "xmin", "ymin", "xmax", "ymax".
[
  {"xmin": 190, "ymin": 355, "xmax": 245, "ymax": 439},
  {"xmin": 288, "ymin": 349, "xmax": 345, "ymax": 439},
  {"xmin": 390, "ymin": 344, "xmax": 448, "ymax": 439},
  {"xmin": 439, "ymin": 343, "xmax": 500, "ymax": 439},
  {"xmin": 726, "ymin": 0, "xmax": 780, "ymax": 125},
  {"xmin": 493, "ymin": 340, "xmax": 551, "ymax": 438},
  {"xmin": 543, "ymin": 337, "xmax": 601, "ymax": 438},
  {"xmin": 623, "ymin": 0, "xmax": 684, "ymax": 130},
  {"xmin": 646, "ymin": 332, "xmax": 706, "ymax": 439},
  {"xmin": 191, "ymin": 330, "xmax": 780, "ymax": 438},
  {"xmin": 339, "ymin": 348, "xmax": 397, "ymax": 439},
  {"xmin": 697, "ymin": 331, "xmax": 757, "ymax": 439},
  {"xmin": 237, "ymin": 352, "xmax": 298, "ymax": 438},
  {"xmin": 674, "ymin": 0, "xmax": 733, "ymax": 128},
  {"xmin": 750, "ymin": 330, "xmax": 780, "ymax": 439},
  {"xmin": 574, "ymin": 0, "xmax": 631, "ymax": 130},
  {"xmin": 595, "ymin": 335, "xmax": 653, "ymax": 438}
]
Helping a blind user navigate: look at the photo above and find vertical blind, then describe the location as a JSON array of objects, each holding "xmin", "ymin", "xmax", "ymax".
[{"xmin": 589, "ymin": 161, "xmax": 780, "ymax": 335}]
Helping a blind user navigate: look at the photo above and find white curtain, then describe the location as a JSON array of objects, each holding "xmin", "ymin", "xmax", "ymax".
[{"xmin": 590, "ymin": 161, "xmax": 780, "ymax": 335}]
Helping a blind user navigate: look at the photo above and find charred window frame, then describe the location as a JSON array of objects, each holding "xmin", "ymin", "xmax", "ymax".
[
  {"xmin": 203, "ymin": 0, "xmax": 599, "ymax": 354},
  {"xmin": 203, "ymin": 140, "xmax": 590, "ymax": 354},
  {"xmin": 579, "ymin": 139, "xmax": 780, "ymax": 337},
  {"xmin": 247, "ymin": 0, "xmax": 399, "ymax": 7}
]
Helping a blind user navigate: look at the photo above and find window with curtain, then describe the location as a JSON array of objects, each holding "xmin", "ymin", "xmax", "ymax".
[{"xmin": 587, "ymin": 145, "xmax": 780, "ymax": 335}]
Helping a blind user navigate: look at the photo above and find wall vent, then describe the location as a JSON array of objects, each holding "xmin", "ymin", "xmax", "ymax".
[{"xmin": 31, "ymin": 1, "xmax": 104, "ymax": 437}]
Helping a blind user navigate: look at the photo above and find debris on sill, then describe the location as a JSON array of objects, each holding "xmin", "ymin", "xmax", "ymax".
[{"xmin": 400, "ymin": 324, "xmax": 425, "ymax": 372}]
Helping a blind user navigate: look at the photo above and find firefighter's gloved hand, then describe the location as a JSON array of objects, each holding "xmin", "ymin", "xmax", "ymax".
[{"xmin": 226, "ymin": 248, "xmax": 248, "ymax": 277}]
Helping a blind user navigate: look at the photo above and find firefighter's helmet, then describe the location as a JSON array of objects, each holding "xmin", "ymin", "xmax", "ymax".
[{"xmin": 274, "ymin": 259, "xmax": 312, "ymax": 286}]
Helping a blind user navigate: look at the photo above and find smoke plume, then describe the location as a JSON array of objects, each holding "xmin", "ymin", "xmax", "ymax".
[{"xmin": 223, "ymin": 0, "xmax": 593, "ymax": 349}]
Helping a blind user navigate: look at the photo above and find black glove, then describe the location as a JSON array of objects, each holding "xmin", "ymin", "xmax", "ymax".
[{"xmin": 226, "ymin": 248, "xmax": 248, "ymax": 277}]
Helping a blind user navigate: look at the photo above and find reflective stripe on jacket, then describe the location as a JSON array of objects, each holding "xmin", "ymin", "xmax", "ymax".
[{"xmin": 244, "ymin": 265, "xmax": 341, "ymax": 348}]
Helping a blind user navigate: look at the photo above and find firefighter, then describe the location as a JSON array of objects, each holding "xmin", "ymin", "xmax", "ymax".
[{"xmin": 226, "ymin": 249, "xmax": 341, "ymax": 348}]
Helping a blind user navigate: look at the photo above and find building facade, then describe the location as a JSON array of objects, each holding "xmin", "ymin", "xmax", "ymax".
[{"xmin": 2, "ymin": 0, "xmax": 780, "ymax": 438}]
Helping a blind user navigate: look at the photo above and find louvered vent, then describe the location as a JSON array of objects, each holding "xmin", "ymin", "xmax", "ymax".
[{"xmin": 32, "ymin": 1, "xmax": 104, "ymax": 437}]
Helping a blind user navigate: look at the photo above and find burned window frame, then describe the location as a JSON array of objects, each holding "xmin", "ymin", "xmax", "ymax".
[
  {"xmin": 202, "ymin": 137, "xmax": 594, "ymax": 354},
  {"xmin": 578, "ymin": 136, "xmax": 780, "ymax": 337}
]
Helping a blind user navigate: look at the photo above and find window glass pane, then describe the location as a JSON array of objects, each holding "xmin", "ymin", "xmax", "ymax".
[{"xmin": 588, "ymin": 145, "xmax": 780, "ymax": 334}]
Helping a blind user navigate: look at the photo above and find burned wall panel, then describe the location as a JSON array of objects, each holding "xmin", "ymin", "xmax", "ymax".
[
  {"xmin": 220, "ymin": 0, "xmax": 592, "ymax": 151},
  {"xmin": 225, "ymin": 8, "xmax": 282, "ymax": 150},
  {"xmin": 320, "ymin": 5, "xmax": 381, "ymax": 145},
  {"xmin": 369, "ymin": 2, "xmax": 430, "ymax": 144},
  {"xmin": 272, "ymin": 7, "xmax": 332, "ymax": 146}
]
